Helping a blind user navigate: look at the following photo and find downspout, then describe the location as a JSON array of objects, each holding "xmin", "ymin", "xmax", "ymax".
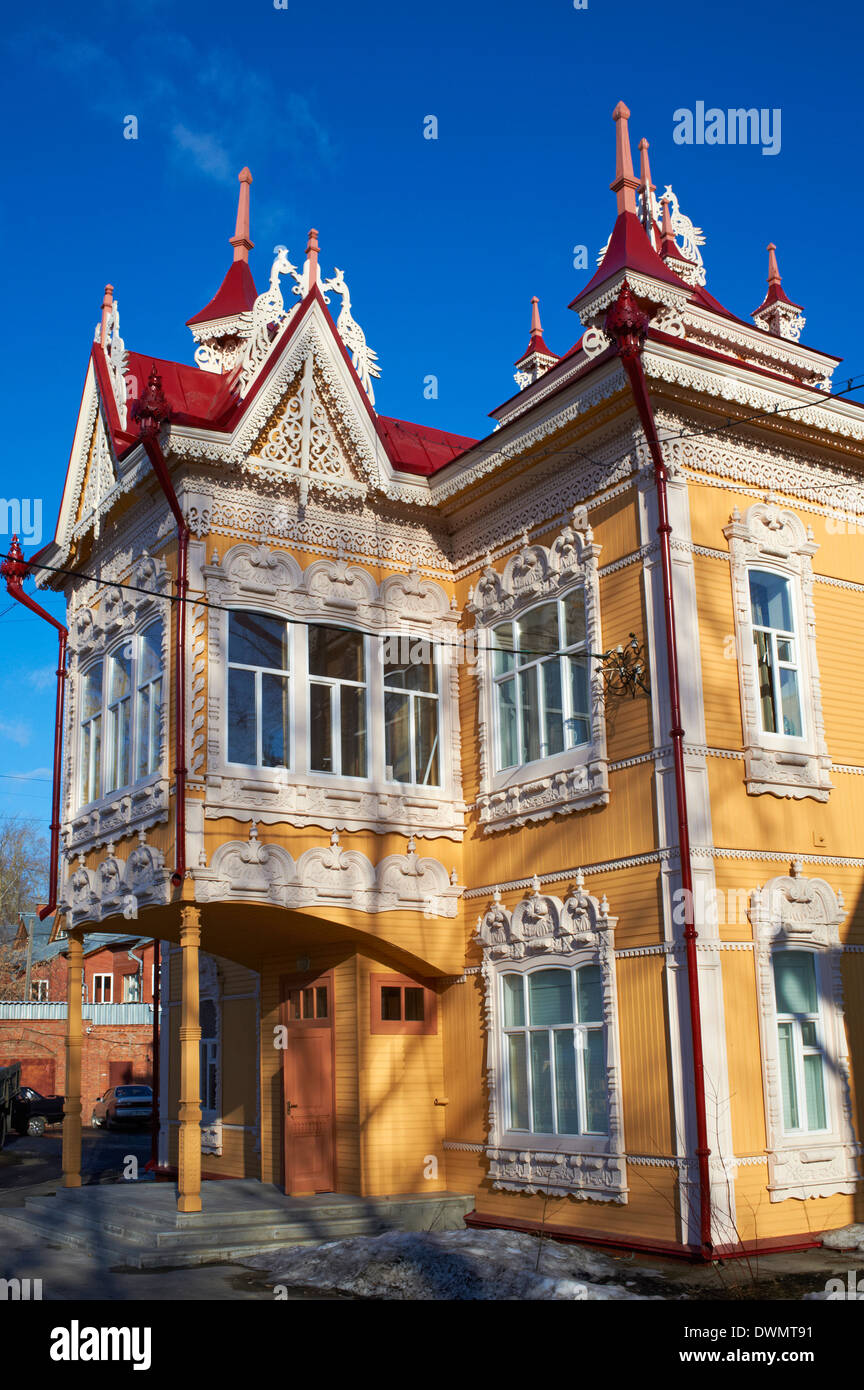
[
  {"xmin": 131, "ymin": 367, "xmax": 187, "ymax": 886},
  {"xmin": 605, "ymin": 283, "xmax": 713, "ymax": 1260},
  {"xmin": 1, "ymin": 538, "xmax": 68, "ymax": 922}
]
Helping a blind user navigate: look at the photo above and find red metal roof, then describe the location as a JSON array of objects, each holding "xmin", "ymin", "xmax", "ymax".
[
  {"xmin": 124, "ymin": 352, "xmax": 240, "ymax": 431},
  {"xmin": 186, "ymin": 260, "xmax": 258, "ymax": 326},
  {"xmin": 376, "ymin": 415, "xmax": 477, "ymax": 475},
  {"xmin": 569, "ymin": 210, "xmax": 686, "ymax": 309}
]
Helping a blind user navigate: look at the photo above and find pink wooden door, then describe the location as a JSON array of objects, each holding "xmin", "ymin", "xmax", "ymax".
[{"xmin": 280, "ymin": 973, "xmax": 335, "ymax": 1194}]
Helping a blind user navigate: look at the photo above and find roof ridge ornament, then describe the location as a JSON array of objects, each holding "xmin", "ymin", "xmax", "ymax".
[
  {"xmin": 229, "ymin": 168, "xmax": 254, "ymax": 263},
  {"xmin": 94, "ymin": 284, "xmax": 129, "ymax": 428},
  {"xmin": 610, "ymin": 101, "xmax": 640, "ymax": 215},
  {"xmin": 751, "ymin": 242, "xmax": 805, "ymax": 342},
  {"xmin": 513, "ymin": 295, "xmax": 558, "ymax": 391}
]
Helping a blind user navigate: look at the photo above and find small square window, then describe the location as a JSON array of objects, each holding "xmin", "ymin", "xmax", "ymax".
[{"xmin": 371, "ymin": 975, "xmax": 437, "ymax": 1035}]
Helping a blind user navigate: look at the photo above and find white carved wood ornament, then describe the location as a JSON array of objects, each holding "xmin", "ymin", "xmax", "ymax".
[
  {"xmin": 724, "ymin": 498, "xmax": 832, "ymax": 802},
  {"xmin": 467, "ymin": 509, "xmax": 610, "ymax": 832},
  {"xmin": 749, "ymin": 861, "xmax": 860, "ymax": 1203},
  {"xmin": 476, "ymin": 873, "xmax": 627, "ymax": 1202}
]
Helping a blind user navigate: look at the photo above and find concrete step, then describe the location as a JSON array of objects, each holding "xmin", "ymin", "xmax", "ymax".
[{"xmin": 0, "ymin": 1187, "xmax": 475, "ymax": 1269}]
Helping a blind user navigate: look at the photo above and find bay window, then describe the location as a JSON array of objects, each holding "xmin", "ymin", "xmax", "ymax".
[
  {"xmin": 501, "ymin": 964, "xmax": 608, "ymax": 1137},
  {"xmin": 773, "ymin": 951, "xmax": 827, "ymax": 1133},
  {"xmin": 492, "ymin": 591, "xmax": 590, "ymax": 771},
  {"xmin": 78, "ymin": 620, "xmax": 164, "ymax": 808},
  {"xmin": 749, "ymin": 570, "xmax": 803, "ymax": 738},
  {"xmin": 383, "ymin": 645, "xmax": 440, "ymax": 785},
  {"xmin": 227, "ymin": 611, "xmax": 290, "ymax": 768},
  {"xmin": 309, "ymin": 625, "xmax": 367, "ymax": 778}
]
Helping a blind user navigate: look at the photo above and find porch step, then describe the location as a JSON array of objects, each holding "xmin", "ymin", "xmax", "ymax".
[{"xmin": 0, "ymin": 1184, "xmax": 475, "ymax": 1269}]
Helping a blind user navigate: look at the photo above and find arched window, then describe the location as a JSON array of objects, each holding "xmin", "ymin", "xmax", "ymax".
[
  {"xmin": 491, "ymin": 591, "xmax": 590, "ymax": 771},
  {"xmin": 227, "ymin": 611, "xmax": 291, "ymax": 768},
  {"xmin": 500, "ymin": 964, "xmax": 607, "ymax": 1137}
]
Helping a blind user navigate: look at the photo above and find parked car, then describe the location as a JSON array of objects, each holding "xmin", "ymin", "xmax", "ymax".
[
  {"xmin": 11, "ymin": 1086, "xmax": 65, "ymax": 1137},
  {"xmin": 91, "ymin": 1085, "xmax": 153, "ymax": 1130}
]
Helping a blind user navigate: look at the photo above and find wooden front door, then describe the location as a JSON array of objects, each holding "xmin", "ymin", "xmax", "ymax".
[{"xmin": 280, "ymin": 972, "xmax": 335, "ymax": 1194}]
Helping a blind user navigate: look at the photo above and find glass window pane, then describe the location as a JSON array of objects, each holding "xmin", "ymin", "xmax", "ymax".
[
  {"xmin": 381, "ymin": 986, "xmax": 402, "ymax": 1021},
  {"xmin": 530, "ymin": 1031, "xmax": 554, "ymax": 1132},
  {"xmin": 384, "ymin": 650, "xmax": 437, "ymax": 693},
  {"xmin": 227, "ymin": 667, "xmax": 256, "ymax": 765},
  {"xmin": 754, "ymin": 629, "xmax": 778, "ymax": 733},
  {"xmin": 496, "ymin": 677, "xmax": 518, "ymax": 768},
  {"xmin": 583, "ymin": 1029, "xmax": 608, "ymax": 1133},
  {"xmin": 136, "ymin": 685, "xmax": 151, "ymax": 780},
  {"xmin": 554, "ymin": 1029, "xmax": 580, "ymax": 1134},
  {"xmin": 287, "ymin": 989, "xmax": 301, "ymax": 1020},
  {"xmin": 777, "ymin": 1021, "xmax": 799, "ymax": 1130},
  {"xmin": 577, "ymin": 965, "xmax": 603, "ymax": 1024},
  {"xmin": 81, "ymin": 724, "xmax": 91, "ymax": 802},
  {"xmin": 567, "ymin": 656, "xmax": 590, "ymax": 746},
  {"xmin": 115, "ymin": 698, "xmax": 131, "ymax": 787},
  {"xmin": 404, "ymin": 987, "xmax": 425, "ymax": 1022},
  {"xmin": 801, "ymin": 1020, "xmax": 817, "ymax": 1048},
  {"xmin": 542, "ymin": 659, "xmax": 564, "ymax": 756},
  {"xmin": 315, "ymin": 987, "xmax": 328, "ymax": 1019},
  {"xmin": 507, "ymin": 1034, "xmax": 529, "ymax": 1130},
  {"xmin": 229, "ymin": 611, "xmax": 288, "ymax": 670},
  {"xmin": 309, "ymin": 626, "xmax": 364, "ymax": 681},
  {"xmin": 139, "ymin": 623, "xmax": 162, "ymax": 682},
  {"xmin": 91, "ymin": 718, "xmax": 101, "ymax": 800},
  {"xmin": 563, "ymin": 590, "xmax": 586, "ymax": 648},
  {"xmin": 340, "ymin": 683, "xmax": 367, "ymax": 777},
  {"xmin": 519, "ymin": 668, "xmax": 541, "ymax": 764},
  {"xmin": 779, "ymin": 667, "xmax": 803, "ymax": 738},
  {"xmin": 415, "ymin": 694, "xmax": 440, "ymax": 786},
  {"xmin": 492, "ymin": 624, "xmax": 515, "ymax": 676},
  {"xmin": 774, "ymin": 953, "xmax": 818, "ymax": 1016},
  {"xmin": 749, "ymin": 571, "xmax": 793, "ymax": 632},
  {"xmin": 261, "ymin": 673, "xmax": 290, "ymax": 767},
  {"xmin": 83, "ymin": 663, "xmax": 103, "ymax": 718},
  {"xmin": 803, "ymin": 1053, "xmax": 827, "ymax": 1130},
  {"xmin": 529, "ymin": 970, "xmax": 573, "ymax": 1026},
  {"xmin": 518, "ymin": 603, "xmax": 559, "ymax": 661},
  {"xmin": 148, "ymin": 679, "xmax": 161, "ymax": 773},
  {"xmin": 302, "ymin": 988, "xmax": 314, "ymax": 1019},
  {"xmin": 109, "ymin": 650, "xmax": 132, "ymax": 702},
  {"xmin": 502, "ymin": 974, "xmax": 525, "ymax": 1027},
  {"xmin": 384, "ymin": 690, "xmax": 411, "ymax": 782},
  {"xmin": 309, "ymin": 683, "xmax": 333, "ymax": 772}
]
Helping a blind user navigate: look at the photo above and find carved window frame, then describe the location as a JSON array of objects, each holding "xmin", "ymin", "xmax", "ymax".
[
  {"xmin": 750, "ymin": 863, "xmax": 859, "ymax": 1202},
  {"xmin": 467, "ymin": 510, "xmax": 609, "ymax": 833},
  {"xmin": 476, "ymin": 876, "xmax": 627, "ymax": 1203},
  {"xmin": 724, "ymin": 499, "xmax": 832, "ymax": 801},
  {"xmin": 202, "ymin": 543, "xmax": 466, "ymax": 840}
]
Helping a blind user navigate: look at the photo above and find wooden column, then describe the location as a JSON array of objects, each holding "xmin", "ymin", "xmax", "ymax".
[
  {"xmin": 177, "ymin": 902, "xmax": 202, "ymax": 1213},
  {"xmin": 62, "ymin": 926, "xmax": 84, "ymax": 1188}
]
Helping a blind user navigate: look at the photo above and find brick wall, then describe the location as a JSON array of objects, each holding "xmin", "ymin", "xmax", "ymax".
[{"xmin": 0, "ymin": 1019, "xmax": 154, "ymax": 1119}]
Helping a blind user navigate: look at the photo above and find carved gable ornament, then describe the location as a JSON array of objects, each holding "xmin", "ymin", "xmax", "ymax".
[
  {"xmin": 724, "ymin": 497, "xmax": 832, "ymax": 802},
  {"xmin": 60, "ymin": 832, "xmax": 171, "ymax": 927},
  {"xmin": 466, "ymin": 507, "xmax": 599, "ymax": 623},
  {"xmin": 475, "ymin": 871, "xmax": 617, "ymax": 960}
]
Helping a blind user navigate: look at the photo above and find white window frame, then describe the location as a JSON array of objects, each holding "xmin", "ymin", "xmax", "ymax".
[
  {"xmin": 307, "ymin": 624, "xmax": 369, "ymax": 780},
  {"xmin": 122, "ymin": 972, "xmax": 141, "ymax": 1004},
  {"xmin": 92, "ymin": 973, "xmax": 113, "ymax": 1004},
  {"xmin": 724, "ymin": 501, "xmax": 831, "ymax": 800},
  {"xmin": 31, "ymin": 979, "xmax": 48, "ymax": 1002},
  {"xmin": 751, "ymin": 863, "xmax": 858, "ymax": 1202},
  {"xmin": 77, "ymin": 619, "xmax": 166, "ymax": 811},
  {"xmin": 772, "ymin": 949, "xmax": 829, "ymax": 1136},
  {"xmin": 226, "ymin": 610, "xmax": 292, "ymax": 771},
  {"xmin": 467, "ymin": 511, "xmax": 609, "ymax": 832},
  {"xmin": 381, "ymin": 634, "xmax": 442, "ymax": 787},
  {"xmin": 476, "ymin": 876, "xmax": 627, "ymax": 1201}
]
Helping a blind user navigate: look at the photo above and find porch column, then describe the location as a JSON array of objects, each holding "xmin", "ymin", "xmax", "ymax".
[
  {"xmin": 62, "ymin": 926, "xmax": 84, "ymax": 1188},
  {"xmin": 177, "ymin": 902, "xmax": 202, "ymax": 1213}
]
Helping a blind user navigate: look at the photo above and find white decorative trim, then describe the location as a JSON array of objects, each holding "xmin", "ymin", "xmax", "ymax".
[
  {"xmin": 724, "ymin": 498, "xmax": 833, "ymax": 801},
  {"xmin": 476, "ymin": 874, "xmax": 627, "ymax": 1202},
  {"xmin": 750, "ymin": 861, "xmax": 860, "ymax": 1202},
  {"xmin": 467, "ymin": 509, "xmax": 609, "ymax": 832},
  {"xmin": 59, "ymin": 831, "xmax": 173, "ymax": 927},
  {"xmin": 194, "ymin": 825, "xmax": 462, "ymax": 917}
]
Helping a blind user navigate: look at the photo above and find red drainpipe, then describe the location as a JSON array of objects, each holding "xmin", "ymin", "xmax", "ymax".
[
  {"xmin": 605, "ymin": 282, "xmax": 713, "ymax": 1260},
  {"xmin": 1, "ymin": 538, "xmax": 68, "ymax": 922},
  {"xmin": 131, "ymin": 367, "xmax": 187, "ymax": 886}
]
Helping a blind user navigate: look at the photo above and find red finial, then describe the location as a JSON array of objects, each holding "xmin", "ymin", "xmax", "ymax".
[
  {"xmin": 610, "ymin": 102, "xmax": 640, "ymax": 216},
  {"xmin": 131, "ymin": 365, "xmax": 172, "ymax": 437},
  {"xmin": 1, "ymin": 535, "xmax": 29, "ymax": 591},
  {"xmin": 229, "ymin": 168, "xmax": 254, "ymax": 263},
  {"xmin": 306, "ymin": 228, "xmax": 319, "ymax": 288},
  {"xmin": 660, "ymin": 195, "xmax": 678, "ymax": 258},
  {"xmin": 766, "ymin": 242, "xmax": 782, "ymax": 287},
  {"xmin": 100, "ymin": 285, "xmax": 114, "ymax": 349},
  {"xmin": 530, "ymin": 296, "xmax": 542, "ymax": 338},
  {"xmin": 638, "ymin": 138, "xmax": 655, "ymax": 193}
]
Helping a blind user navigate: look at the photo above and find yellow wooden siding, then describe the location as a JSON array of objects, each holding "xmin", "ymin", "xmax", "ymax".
[
  {"xmin": 720, "ymin": 951, "xmax": 767, "ymax": 1155},
  {"xmin": 441, "ymin": 975, "xmax": 487, "ymax": 1149},
  {"xmin": 616, "ymin": 955, "xmax": 675, "ymax": 1154}
]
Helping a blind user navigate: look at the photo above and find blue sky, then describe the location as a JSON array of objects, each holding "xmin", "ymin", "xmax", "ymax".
[{"xmin": 0, "ymin": 0, "xmax": 859, "ymax": 823}]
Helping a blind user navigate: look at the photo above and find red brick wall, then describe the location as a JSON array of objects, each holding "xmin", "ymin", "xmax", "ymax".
[
  {"xmin": 0, "ymin": 1020, "xmax": 154, "ymax": 1117},
  {"xmin": 84, "ymin": 943, "xmax": 156, "ymax": 1005}
]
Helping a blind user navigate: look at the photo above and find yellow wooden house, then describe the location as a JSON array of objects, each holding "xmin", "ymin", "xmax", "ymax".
[{"xmin": 19, "ymin": 103, "xmax": 864, "ymax": 1258}]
